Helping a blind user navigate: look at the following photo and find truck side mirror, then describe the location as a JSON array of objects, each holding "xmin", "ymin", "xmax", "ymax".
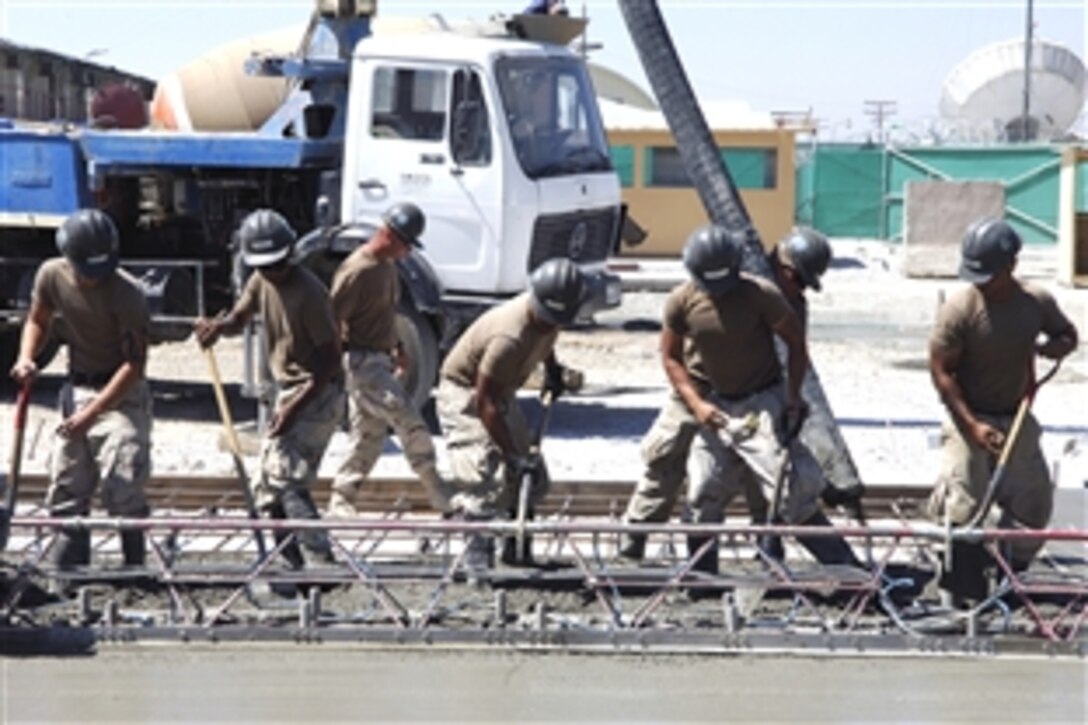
[{"xmin": 451, "ymin": 100, "xmax": 486, "ymax": 165}]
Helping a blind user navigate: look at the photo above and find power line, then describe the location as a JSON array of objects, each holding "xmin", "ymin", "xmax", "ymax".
[{"xmin": 863, "ymin": 99, "xmax": 897, "ymax": 143}]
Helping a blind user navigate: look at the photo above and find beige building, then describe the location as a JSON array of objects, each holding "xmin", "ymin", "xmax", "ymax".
[{"xmin": 600, "ymin": 98, "xmax": 799, "ymax": 257}]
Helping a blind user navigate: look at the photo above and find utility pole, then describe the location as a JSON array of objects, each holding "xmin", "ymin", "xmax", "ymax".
[
  {"xmin": 863, "ymin": 99, "xmax": 897, "ymax": 144},
  {"xmin": 1019, "ymin": 0, "xmax": 1035, "ymax": 141}
]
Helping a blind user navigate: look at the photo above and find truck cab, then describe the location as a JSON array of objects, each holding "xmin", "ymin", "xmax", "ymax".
[{"xmin": 340, "ymin": 33, "xmax": 622, "ymax": 313}]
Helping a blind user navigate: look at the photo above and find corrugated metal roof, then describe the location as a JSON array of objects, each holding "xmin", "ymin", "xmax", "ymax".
[{"xmin": 600, "ymin": 97, "xmax": 778, "ymax": 132}]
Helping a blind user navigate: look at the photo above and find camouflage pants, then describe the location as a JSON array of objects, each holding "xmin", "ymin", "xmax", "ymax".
[
  {"xmin": 926, "ymin": 412, "xmax": 1052, "ymax": 565},
  {"xmin": 436, "ymin": 378, "xmax": 551, "ymax": 519},
  {"xmin": 688, "ymin": 386, "xmax": 823, "ymax": 525},
  {"xmin": 331, "ymin": 350, "xmax": 449, "ymax": 512},
  {"xmin": 253, "ymin": 382, "xmax": 344, "ymax": 511},
  {"xmin": 624, "ymin": 393, "xmax": 770, "ymax": 525},
  {"xmin": 47, "ymin": 380, "xmax": 153, "ymax": 517}
]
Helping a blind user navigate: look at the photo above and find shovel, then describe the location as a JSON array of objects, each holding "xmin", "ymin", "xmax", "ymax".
[
  {"xmin": 967, "ymin": 357, "xmax": 1061, "ymax": 529},
  {"xmin": 511, "ymin": 388, "xmax": 557, "ymax": 565},
  {"xmin": 0, "ymin": 381, "xmax": 31, "ymax": 553},
  {"xmin": 204, "ymin": 346, "xmax": 268, "ymax": 559}
]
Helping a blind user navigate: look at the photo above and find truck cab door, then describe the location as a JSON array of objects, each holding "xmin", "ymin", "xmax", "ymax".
[{"xmin": 343, "ymin": 61, "xmax": 500, "ymax": 294}]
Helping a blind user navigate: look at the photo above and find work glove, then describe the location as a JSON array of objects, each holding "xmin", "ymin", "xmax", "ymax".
[
  {"xmin": 781, "ymin": 400, "xmax": 809, "ymax": 441},
  {"xmin": 506, "ymin": 452, "xmax": 544, "ymax": 483},
  {"xmin": 543, "ymin": 362, "xmax": 567, "ymax": 400},
  {"xmin": 820, "ymin": 483, "xmax": 866, "ymax": 509}
]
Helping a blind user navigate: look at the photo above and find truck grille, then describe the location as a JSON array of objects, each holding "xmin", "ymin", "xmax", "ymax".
[{"xmin": 528, "ymin": 207, "xmax": 619, "ymax": 271}]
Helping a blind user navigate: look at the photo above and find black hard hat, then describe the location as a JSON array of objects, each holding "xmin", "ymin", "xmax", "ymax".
[
  {"xmin": 529, "ymin": 258, "xmax": 586, "ymax": 326},
  {"xmin": 779, "ymin": 227, "xmax": 831, "ymax": 291},
  {"xmin": 959, "ymin": 217, "xmax": 1021, "ymax": 284},
  {"xmin": 55, "ymin": 209, "xmax": 119, "ymax": 280},
  {"xmin": 683, "ymin": 224, "xmax": 742, "ymax": 295},
  {"xmin": 239, "ymin": 209, "xmax": 296, "ymax": 267},
  {"xmin": 383, "ymin": 202, "xmax": 425, "ymax": 249}
]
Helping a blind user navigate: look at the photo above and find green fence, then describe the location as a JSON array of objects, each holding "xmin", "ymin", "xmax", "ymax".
[
  {"xmin": 797, "ymin": 142, "xmax": 1076, "ymax": 245},
  {"xmin": 795, "ymin": 143, "xmax": 884, "ymax": 238}
]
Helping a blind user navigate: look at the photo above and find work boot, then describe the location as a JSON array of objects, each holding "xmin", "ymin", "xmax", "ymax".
[
  {"xmin": 500, "ymin": 532, "xmax": 535, "ymax": 567},
  {"xmin": 326, "ymin": 490, "xmax": 358, "ymax": 519},
  {"xmin": 938, "ymin": 541, "xmax": 992, "ymax": 607},
  {"xmin": 280, "ymin": 488, "xmax": 335, "ymax": 566},
  {"xmin": 686, "ymin": 535, "xmax": 719, "ymax": 576},
  {"xmin": 120, "ymin": 530, "xmax": 146, "ymax": 567},
  {"xmin": 267, "ymin": 502, "xmax": 306, "ymax": 570},
  {"xmin": 418, "ymin": 466, "xmax": 454, "ymax": 514},
  {"xmin": 756, "ymin": 533, "xmax": 785, "ymax": 562},
  {"xmin": 796, "ymin": 511, "xmax": 863, "ymax": 568},
  {"xmin": 464, "ymin": 534, "xmax": 495, "ymax": 581},
  {"xmin": 53, "ymin": 527, "xmax": 91, "ymax": 570},
  {"xmin": 618, "ymin": 533, "xmax": 646, "ymax": 562},
  {"xmin": 756, "ymin": 516, "xmax": 785, "ymax": 561},
  {"xmin": 120, "ymin": 506, "xmax": 150, "ymax": 567},
  {"xmin": 500, "ymin": 504, "xmax": 535, "ymax": 567}
]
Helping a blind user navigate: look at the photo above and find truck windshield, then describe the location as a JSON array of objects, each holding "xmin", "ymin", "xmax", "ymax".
[{"xmin": 496, "ymin": 56, "xmax": 613, "ymax": 180}]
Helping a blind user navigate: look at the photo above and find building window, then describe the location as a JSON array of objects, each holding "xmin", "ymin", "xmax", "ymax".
[
  {"xmin": 722, "ymin": 147, "xmax": 777, "ymax": 189},
  {"xmin": 644, "ymin": 147, "xmax": 690, "ymax": 188},
  {"xmin": 644, "ymin": 146, "xmax": 778, "ymax": 189},
  {"xmin": 610, "ymin": 145, "xmax": 635, "ymax": 187},
  {"xmin": 450, "ymin": 68, "xmax": 491, "ymax": 166},
  {"xmin": 370, "ymin": 66, "xmax": 447, "ymax": 142}
]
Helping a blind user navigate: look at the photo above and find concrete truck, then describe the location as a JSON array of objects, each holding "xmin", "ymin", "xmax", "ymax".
[{"xmin": 0, "ymin": 1, "xmax": 625, "ymax": 408}]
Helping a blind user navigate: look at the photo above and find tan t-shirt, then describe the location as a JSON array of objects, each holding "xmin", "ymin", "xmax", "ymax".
[
  {"xmin": 329, "ymin": 249, "xmax": 398, "ymax": 352},
  {"xmin": 32, "ymin": 258, "xmax": 149, "ymax": 376},
  {"xmin": 440, "ymin": 294, "xmax": 558, "ymax": 404},
  {"xmin": 931, "ymin": 281, "xmax": 1072, "ymax": 414},
  {"xmin": 236, "ymin": 266, "xmax": 337, "ymax": 386},
  {"xmin": 664, "ymin": 275, "xmax": 792, "ymax": 398}
]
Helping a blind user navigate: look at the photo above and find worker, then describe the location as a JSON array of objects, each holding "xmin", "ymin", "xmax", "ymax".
[
  {"xmin": 927, "ymin": 217, "xmax": 1078, "ymax": 605},
  {"xmin": 437, "ymin": 258, "xmax": 583, "ymax": 570},
  {"xmin": 326, "ymin": 203, "xmax": 452, "ymax": 517},
  {"xmin": 618, "ymin": 226, "xmax": 834, "ymax": 562},
  {"xmin": 195, "ymin": 209, "xmax": 344, "ymax": 570},
  {"xmin": 10, "ymin": 209, "xmax": 153, "ymax": 569},
  {"xmin": 625, "ymin": 225, "xmax": 858, "ymax": 575}
]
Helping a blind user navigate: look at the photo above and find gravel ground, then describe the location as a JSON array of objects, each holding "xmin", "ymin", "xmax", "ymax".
[{"xmin": 2, "ymin": 240, "xmax": 1086, "ymax": 493}]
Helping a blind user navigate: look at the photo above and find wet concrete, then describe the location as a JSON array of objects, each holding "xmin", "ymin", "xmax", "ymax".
[{"xmin": 2, "ymin": 647, "xmax": 1085, "ymax": 722}]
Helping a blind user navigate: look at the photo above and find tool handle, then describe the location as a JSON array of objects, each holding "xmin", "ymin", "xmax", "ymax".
[
  {"xmin": 13, "ymin": 381, "xmax": 30, "ymax": 431},
  {"xmin": 966, "ymin": 357, "xmax": 1060, "ymax": 529},
  {"xmin": 531, "ymin": 388, "xmax": 556, "ymax": 452},
  {"xmin": 5, "ymin": 381, "xmax": 32, "ymax": 509},
  {"xmin": 204, "ymin": 348, "xmax": 245, "ymax": 458},
  {"xmin": 2, "ymin": 381, "xmax": 32, "ymax": 550},
  {"xmin": 203, "ymin": 346, "xmax": 267, "ymax": 557}
]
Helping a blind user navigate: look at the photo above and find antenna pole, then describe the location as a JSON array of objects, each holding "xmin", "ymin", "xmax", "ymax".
[{"xmin": 1019, "ymin": 0, "xmax": 1035, "ymax": 141}]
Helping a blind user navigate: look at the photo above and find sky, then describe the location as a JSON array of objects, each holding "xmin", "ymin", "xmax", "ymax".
[{"xmin": 0, "ymin": 0, "xmax": 1085, "ymax": 139}]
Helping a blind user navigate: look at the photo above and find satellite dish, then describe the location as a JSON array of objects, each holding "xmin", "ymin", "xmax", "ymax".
[{"xmin": 940, "ymin": 38, "xmax": 1085, "ymax": 141}]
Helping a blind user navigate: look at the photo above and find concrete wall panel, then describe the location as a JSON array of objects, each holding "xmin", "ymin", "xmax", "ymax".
[{"xmin": 902, "ymin": 180, "xmax": 1005, "ymax": 277}]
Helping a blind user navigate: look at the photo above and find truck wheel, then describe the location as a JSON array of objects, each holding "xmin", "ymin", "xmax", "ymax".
[{"xmin": 394, "ymin": 303, "xmax": 439, "ymax": 412}]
